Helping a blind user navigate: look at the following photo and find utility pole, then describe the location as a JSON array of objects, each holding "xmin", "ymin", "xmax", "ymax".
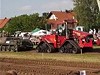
[{"xmin": 97, "ymin": 0, "xmax": 100, "ymax": 11}]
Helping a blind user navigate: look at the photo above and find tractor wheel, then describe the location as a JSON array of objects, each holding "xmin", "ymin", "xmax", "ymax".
[
  {"xmin": 46, "ymin": 46, "xmax": 52, "ymax": 53},
  {"xmin": 36, "ymin": 47, "xmax": 40, "ymax": 52},
  {"xmin": 36, "ymin": 43, "xmax": 54, "ymax": 53},
  {"xmin": 46, "ymin": 44, "xmax": 54, "ymax": 53},
  {"xmin": 42, "ymin": 43, "xmax": 48, "ymax": 52},
  {"xmin": 64, "ymin": 43, "xmax": 78, "ymax": 54},
  {"xmin": 63, "ymin": 43, "xmax": 70, "ymax": 53},
  {"xmin": 71, "ymin": 47, "xmax": 78, "ymax": 54},
  {"xmin": 59, "ymin": 46, "xmax": 65, "ymax": 53},
  {"xmin": 36, "ymin": 44, "xmax": 43, "ymax": 52}
]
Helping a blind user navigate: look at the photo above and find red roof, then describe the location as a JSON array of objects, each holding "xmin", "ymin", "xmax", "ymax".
[
  {"xmin": 48, "ymin": 11, "xmax": 77, "ymax": 25},
  {"xmin": 0, "ymin": 18, "xmax": 10, "ymax": 28},
  {"xmin": 51, "ymin": 11, "xmax": 75, "ymax": 20}
]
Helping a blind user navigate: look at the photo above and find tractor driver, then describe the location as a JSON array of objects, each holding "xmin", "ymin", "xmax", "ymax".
[{"xmin": 57, "ymin": 24, "xmax": 66, "ymax": 36}]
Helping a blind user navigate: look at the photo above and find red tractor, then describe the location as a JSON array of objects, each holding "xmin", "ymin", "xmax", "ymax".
[{"xmin": 36, "ymin": 20, "xmax": 93, "ymax": 54}]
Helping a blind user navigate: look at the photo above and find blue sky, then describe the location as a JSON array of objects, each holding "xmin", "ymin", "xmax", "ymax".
[{"xmin": 0, "ymin": 0, "xmax": 74, "ymax": 18}]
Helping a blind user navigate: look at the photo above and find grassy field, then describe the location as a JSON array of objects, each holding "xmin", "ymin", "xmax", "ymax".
[
  {"xmin": 0, "ymin": 50, "xmax": 100, "ymax": 63},
  {"xmin": 93, "ymin": 45, "xmax": 100, "ymax": 48},
  {"xmin": 0, "ymin": 46, "xmax": 99, "ymax": 63}
]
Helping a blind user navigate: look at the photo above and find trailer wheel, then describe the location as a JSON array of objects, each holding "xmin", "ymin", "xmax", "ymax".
[
  {"xmin": 14, "ymin": 45, "xmax": 18, "ymax": 52},
  {"xmin": 2, "ymin": 46, "xmax": 6, "ymax": 51},
  {"xmin": 5, "ymin": 46, "xmax": 10, "ymax": 51},
  {"xmin": 10, "ymin": 46, "xmax": 14, "ymax": 52},
  {"xmin": 10, "ymin": 45, "xmax": 18, "ymax": 52}
]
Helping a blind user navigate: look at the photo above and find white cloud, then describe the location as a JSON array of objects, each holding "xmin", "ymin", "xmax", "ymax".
[
  {"xmin": 42, "ymin": 0, "xmax": 73, "ymax": 11},
  {"xmin": 19, "ymin": 5, "xmax": 32, "ymax": 11}
]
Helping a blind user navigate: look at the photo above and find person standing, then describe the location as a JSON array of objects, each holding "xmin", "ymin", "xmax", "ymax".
[{"xmin": 89, "ymin": 29, "xmax": 93, "ymax": 34}]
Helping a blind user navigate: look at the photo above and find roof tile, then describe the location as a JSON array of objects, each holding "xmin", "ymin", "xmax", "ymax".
[
  {"xmin": 48, "ymin": 11, "xmax": 77, "ymax": 25},
  {"xmin": 0, "ymin": 18, "xmax": 10, "ymax": 28}
]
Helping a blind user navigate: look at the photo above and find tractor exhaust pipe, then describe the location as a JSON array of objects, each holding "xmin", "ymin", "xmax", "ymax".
[{"xmin": 65, "ymin": 21, "xmax": 68, "ymax": 38}]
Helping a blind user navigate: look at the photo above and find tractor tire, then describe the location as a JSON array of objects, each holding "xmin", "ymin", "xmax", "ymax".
[
  {"xmin": 65, "ymin": 43, "xmax": 78, "ymax": 54},
  {"xmin": 46, "ymin": 46, "xmax": 52, "ymax": 53},
  {"xmin": 71, "ymin": 47, "xmax": 78, "ymax": 54},
  {"xmin": 64, "ymin": 43, "xmax": 72, "ymax": 53},
  {"xmin": 46, "ymin": 44, "xmax": 54, "ymax": 53},
  {"xmin": 36, "ymin": 44, "xmax": 43, "ymax": 52},
  {"xmin": 60, "ymin": 40, "xmax": 80, "ymax": 54},
  {"xmin": 36, "ymin": 42, "xmax": 54, "ymax": 53},
  {"xmin": 59, "ymin": 46, "xmax": 65, "ymax": 53},
  {"xmin": 42, "ymin": 43, "xmax": 48, "ymax": 52}
]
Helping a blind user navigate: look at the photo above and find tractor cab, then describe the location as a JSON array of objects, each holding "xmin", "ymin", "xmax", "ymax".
[{"xmin": 49, "ymin": 20, "xmax": 75, "ymax": 38}]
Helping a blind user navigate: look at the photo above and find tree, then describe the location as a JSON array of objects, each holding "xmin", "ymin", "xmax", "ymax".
[
  {"xmin": 4, "ymin": 13, "xmax": 47, "ymax": 34},
  {"xmin": 73, "ymin": 0, "xmax": 100, "ymax": 31}
]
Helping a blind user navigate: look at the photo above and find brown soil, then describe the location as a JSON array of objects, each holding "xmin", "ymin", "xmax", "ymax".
[{"xmin": 0, "ymin": 58, "xmax": 100, "ymax": 75}]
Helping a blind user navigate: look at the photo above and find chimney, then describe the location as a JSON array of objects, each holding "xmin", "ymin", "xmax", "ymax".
[{"xmin": 65, "ymin": 10, "xmax": 69, "ymax": 13}]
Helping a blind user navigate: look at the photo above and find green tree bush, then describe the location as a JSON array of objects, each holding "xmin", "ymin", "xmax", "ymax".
[
  {"xmin": 73, "ymin": 0, "xmax": 100, "ymax": 31},
  {"xmin": 4, "ymin": 13, "xmax": 47, "ymax": 34}
]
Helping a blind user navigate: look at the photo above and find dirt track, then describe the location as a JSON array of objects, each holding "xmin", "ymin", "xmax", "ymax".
[{"xmin": 0, "ymin": 58, "xmax": 100, "ymax": 75}]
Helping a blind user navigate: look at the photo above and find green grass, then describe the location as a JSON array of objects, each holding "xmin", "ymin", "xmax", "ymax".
[
  {"xmin": 0, "ymin": 46, "xmax": 99, "ymax": 63},
  {"xmin": 0, "ymin": 51, "xmax": 100, "ymax": 63},
  {"xmin": 93, "ymin": 46, "xmax": 100, "ymax": 48}
]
